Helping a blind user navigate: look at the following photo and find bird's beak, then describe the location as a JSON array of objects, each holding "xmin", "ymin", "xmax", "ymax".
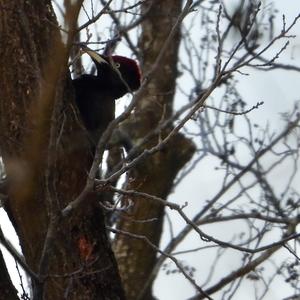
[{"xmin": 81, "ymin": 47, "xmax": 108, "ymax": 65}]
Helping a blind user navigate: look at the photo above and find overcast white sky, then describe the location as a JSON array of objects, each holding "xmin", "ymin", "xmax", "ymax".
[{"xmin": 155, "ymin": 1, "xmax": 300, "ymax": 299}]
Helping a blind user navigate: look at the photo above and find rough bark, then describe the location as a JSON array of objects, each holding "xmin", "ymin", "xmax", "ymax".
[
  {"xmin": 0, "ymin": 1, "xmax": 125, "ymax": 299},
  {"xmin": 113, "ymin": 1, "xmax": 196, "ymax": 299}
]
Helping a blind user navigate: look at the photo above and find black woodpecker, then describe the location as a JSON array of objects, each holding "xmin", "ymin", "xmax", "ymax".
[{"xmin": 72, "ymin": 49, "xmax": 141, "ymax": 144}]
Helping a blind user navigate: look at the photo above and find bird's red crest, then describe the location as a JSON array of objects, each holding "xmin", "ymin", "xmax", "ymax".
[{"xmin": 112, "ymin": 55, "xmax": 142, "ymax": 84}]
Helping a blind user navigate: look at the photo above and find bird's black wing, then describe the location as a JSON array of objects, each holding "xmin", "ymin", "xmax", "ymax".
[{"xmin": 72, "ymin": 74, "xmax": 115, "ymax": 145}]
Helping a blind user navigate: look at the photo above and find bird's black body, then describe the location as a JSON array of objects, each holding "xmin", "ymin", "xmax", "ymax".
[
  {"xmin": 72, "ymin": 53, "xmax": 141, "ymax": 144},
  {"xmin": 73, "ymin": 75, "xmax": 115, "ymax": 134}
]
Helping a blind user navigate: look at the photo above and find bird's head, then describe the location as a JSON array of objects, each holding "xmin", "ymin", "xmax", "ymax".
[
  {"xmin": 110, "ymin": 55, "xmax": 141, "ymax": 91},
  {"xmin": 83, "ymin": 48, "xmax": 141, "ymax": 97}
]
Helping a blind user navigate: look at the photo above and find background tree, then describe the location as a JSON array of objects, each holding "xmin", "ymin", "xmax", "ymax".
[{"xmin": 1, "ymin": 1, "xmax": 300, "ymax": 300}]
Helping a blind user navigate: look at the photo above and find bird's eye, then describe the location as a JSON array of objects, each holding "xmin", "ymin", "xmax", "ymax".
[{"xmin": 115, "ymin": 62, "xmax": 121, "ymax": 68}]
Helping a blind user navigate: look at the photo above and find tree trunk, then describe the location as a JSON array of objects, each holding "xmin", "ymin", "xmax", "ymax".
[
  {"xmin": 113, "ymin": 1, "xmax": 196, "ymax": 299},
  {"xmin": 0, "ymin": 1, "xmax": 125, "ymax": 299}
]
